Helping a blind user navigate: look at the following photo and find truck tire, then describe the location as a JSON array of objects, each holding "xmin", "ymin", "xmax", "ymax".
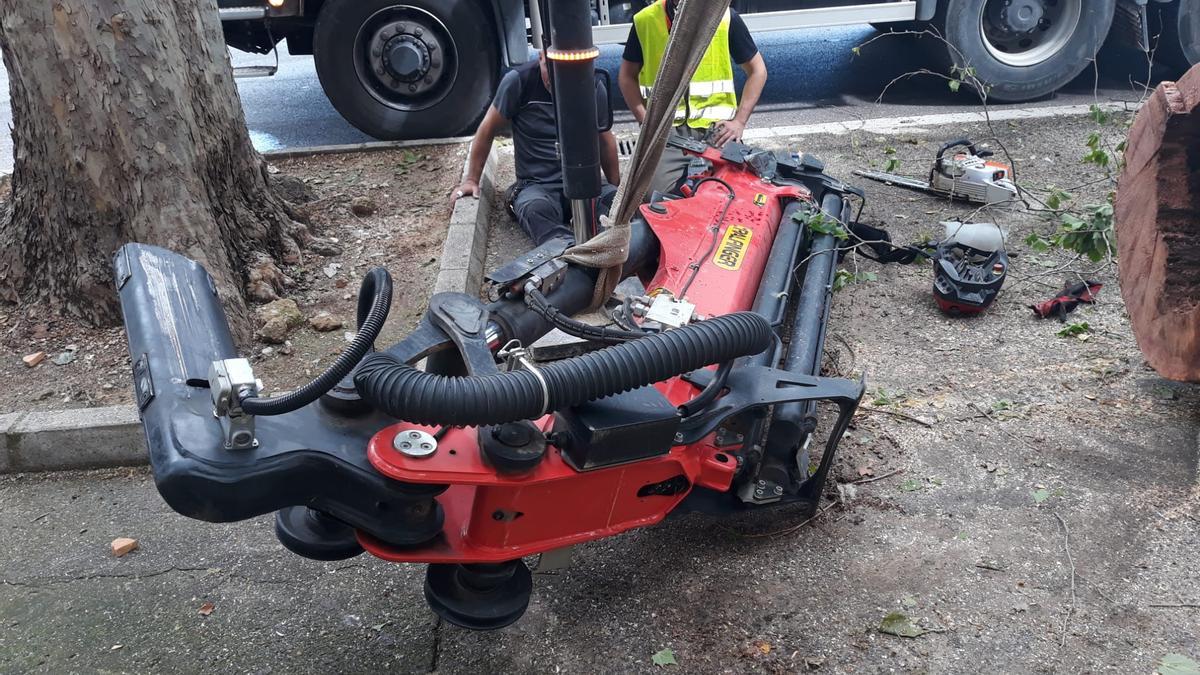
[
  {"xmin": 934, "ymin": 0, "xmax": 1116, "ymax": 102},
  {"xmin": 313, "ymin": 0, "xmax": 500, "ymax": 140},
  {"xmin": 1150, "ymin": 0, "xmax": 1200, "ymax": 72}
]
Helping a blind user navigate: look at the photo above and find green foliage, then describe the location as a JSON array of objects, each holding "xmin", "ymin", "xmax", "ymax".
[
  {"xmin": 1057, "ymin": 200, "xmax": 1116, "ymax": 262},
  {"xmin": 833, "ymin": 269, "xmax": 877, "ymax": 292},
  {"xmin": 1044, "ymin": 187, "xmax": 1073, "ymax": 212},
  {"xmin": 1031, "ymin": 195, "xmax": 1116, "ymax": 263},
  {"xmin": 1082, "ymin": 132, "xmax": 1111, "ymax": 168},
  {"xmin": 794, "ymin": 209, "xmax": 848, "ymax": 240},
  {"xmin": 871, "ymin": 388, "xmax": 907, "ymax": 407},
  {"xmin": 883, "ymin": 146, "xmax": 900, "ymax": 172},
  {"xmin": 1058, "ymin": 322, "xmax": 1090, "ymax": 338},
  {"xmin": 1089, "ymin": 103, "xmax": 1113, "ymax": 125},
  {"xmin": 651, "ymin": 649, "xmax": 678, "ymax": 667}
]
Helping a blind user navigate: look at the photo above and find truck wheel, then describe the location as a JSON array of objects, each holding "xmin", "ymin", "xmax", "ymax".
[
  {"xmin": 1150, "ymin": 0, "xmax": 1200, "ymax": 72},
  {"xmin": 934, "ymin": 0, "xmax": 1116, "ymax": 102},
  {"xmin": 313, "ymin": 0, "xmax": 500, "ymax": 140}
]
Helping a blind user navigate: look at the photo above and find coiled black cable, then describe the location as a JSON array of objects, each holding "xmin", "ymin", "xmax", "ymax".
[
  {"xmin": 354, "ymin": 311, "xmax": 771, "ymax": 426},
  {"xmin": 525, "ymin": 286, "xmax": 647, "ymax": 344},
  {"xmin": 241, "ymin": 267, "xmax": 392, "ymax": 416}
]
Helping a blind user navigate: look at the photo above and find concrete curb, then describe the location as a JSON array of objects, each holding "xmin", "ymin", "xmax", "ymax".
[
  {"xmin": 1, "ymin": 406, "xmax": 144, "ymax": 473},
  {"xmin": 432, "ymin": 138, "xmax": 496, "ymax": 296},
  {"xmin": 261, "ymin": 136, "xmax": 471, "ymax": 161}
]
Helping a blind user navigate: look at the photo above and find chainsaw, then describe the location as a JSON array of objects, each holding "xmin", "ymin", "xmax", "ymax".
[{"xmin": 854, "ymin": 139, "xmax": 1018, "ymax": 205}]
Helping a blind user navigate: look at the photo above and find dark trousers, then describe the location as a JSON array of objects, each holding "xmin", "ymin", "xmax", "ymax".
[{"xmin": 510, "ymin": 181, "xmax": 618, "ymax": 245}]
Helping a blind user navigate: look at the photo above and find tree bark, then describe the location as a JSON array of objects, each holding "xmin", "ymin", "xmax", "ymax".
[
  {"xmin": 1115, "ymin": 64, "xmax": 1200, "ymax": 383},
  {"xmin": 0, "ymin": 0, "xmax": 302, "ymax": 335}
]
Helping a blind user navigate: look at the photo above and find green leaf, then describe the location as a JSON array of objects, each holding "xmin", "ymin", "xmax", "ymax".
[
  {"xmin": 1024, "ymin": 233, "xmax": 1052, "ymax": 252},
  {"xmin": 1058, "ymin": 322, "xmax": 1090, "ymax": 338},
  {"xmin": 879, "ymin": 612, "xmax": 930, "ymax": 638},
  {"xmin": 900, "ymin": 478, "xmax": 923, "ymax": 493},
  {"xmin": 1157, "ymin": 654, "xmax": 1200, "ymax": 675},
  {"xmin": 794, "ymin": 210, "xmax": 848, "ymax": 240},
  {"xmin": 1089, "ymin": 104, "xmax": 1113, "ymax": 125},
  {"xmin": 948, "ymin": 79, "xmax": 961, "ymax": 93},
  {"xmin": 651, "ymin": 648, "xmax": 678, "ymax": 667},
  {"xmin": 1032, "ymin": 489, "xmax": 1050, "ymax": 504},
  {"xmin": 833, "ymin": 269, "xmax": 855, "ymax": 292},
  {"xmin": 851, "ymin": 46, "xmax": 861, "ymax": 56}
]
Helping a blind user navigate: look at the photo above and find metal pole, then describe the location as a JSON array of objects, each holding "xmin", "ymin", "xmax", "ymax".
[
  {"xmin": 528, "ymin": 0, "xmax": 545, "ymax": 50},
  {"xmin": 546, "ymin": 0, "xmax": 602, "ymax": 203},
  {"xmin": 571, "ymin": 199, "xmax": 593, "ymax": 244}
]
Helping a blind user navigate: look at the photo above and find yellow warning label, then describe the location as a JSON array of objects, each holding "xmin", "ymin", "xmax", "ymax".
[
  {"xmin": 754, "ymin": 193, "xmax": 767, "ymax": 207},
  {"xmin": 713, "ymin": 225, "xmax": 752, "ymax": 271}
]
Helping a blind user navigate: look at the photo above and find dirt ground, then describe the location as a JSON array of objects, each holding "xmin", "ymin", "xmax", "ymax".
[
  {"xmin": 2, "ymin": 113, "xmax": 1198, "ymax": 674},
  {"xmin": 0, "ymin": 144, "xmax": 463, "ymax": 414}
]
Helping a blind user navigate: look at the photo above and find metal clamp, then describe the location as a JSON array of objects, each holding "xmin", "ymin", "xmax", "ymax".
[
  {"xmin": 498, "ymin": 340, "xmax": 550, "ymax": 416},
  {"xmin": 208, "ymin": 358, "xmax": 260, "ymax": 450}
]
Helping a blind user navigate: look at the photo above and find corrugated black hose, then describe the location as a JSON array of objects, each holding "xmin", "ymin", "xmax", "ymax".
[
  {"xmin": 240, "ymin": 267, "xmax": 393, "ymax": 416},
  {"xmin": 354, "ymin": 312, "xmax": 771, "ymax": 426}
]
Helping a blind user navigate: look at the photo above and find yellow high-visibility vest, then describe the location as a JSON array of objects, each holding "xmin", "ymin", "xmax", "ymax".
[{"xmin": 633, "ymin": 0, "xmax": 737, "ymax": 129}]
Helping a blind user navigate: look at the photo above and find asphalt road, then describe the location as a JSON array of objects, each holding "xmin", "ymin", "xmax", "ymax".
[{"xmin": 0, "ymin": 26, "xmax": 1173, "ymax": 171}]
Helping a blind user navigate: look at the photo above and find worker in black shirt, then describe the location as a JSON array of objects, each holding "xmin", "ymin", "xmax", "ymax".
[
  {"xmin": 452, "ymin": 51, "xmax": 621, "ymax": 246},
  {"xmin": 619, "ymin": 0, "xmax": 767, "ymax": 196}
]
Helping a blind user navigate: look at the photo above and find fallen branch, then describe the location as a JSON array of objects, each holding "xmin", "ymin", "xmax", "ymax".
[
  {"xmin": 860, "ymin": 406, "xmax": 934, "ymax": 428},
  {"xmin": 851, "ymin": 468, "xmax": 905, "ymax": 485},
  {"xmin": 1054, "ymin": 513, "xmax": 1077, "ymax": 648},
  {"xmin": 730, "ymin": 502, "xmax": 839, "ymax": 539},
  {"xmin": 1148, "ymin": 603, "xmax": 1200, "ymax": 609}
]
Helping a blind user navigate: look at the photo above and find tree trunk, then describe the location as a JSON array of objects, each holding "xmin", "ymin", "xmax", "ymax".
[
  {"xmin": 1115, "ymin": 65, "xmax": 1200, "ymax": 383},
  {"xmin": 0, "ymin": 0, "xmax": 302, "ymax": 336}
]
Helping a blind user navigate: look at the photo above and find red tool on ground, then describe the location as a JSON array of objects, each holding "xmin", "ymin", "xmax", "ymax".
[{"xmin": 113, "ymin": 0, "xmax": 864, "ymax": 631}]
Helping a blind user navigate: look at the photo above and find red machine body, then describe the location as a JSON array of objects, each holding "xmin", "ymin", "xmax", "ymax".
[{"xmin": 362, "ymin": 148, "xmax": 813, "ymax": 565}]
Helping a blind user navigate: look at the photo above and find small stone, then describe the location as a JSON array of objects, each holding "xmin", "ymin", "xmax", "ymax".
[
  {"xmin": 52, "ymin": 350, "xmax": 77, "ymax": 366},
  {"xmin": 110, "ymin": 537, "xmax": 138, "ymax": 557},
  {"xmin": 198, "ymin": 602, "xmax": 215, "ymax": 617},
  {"xmin": 256, "ymin": 299, "xmax": 304, "ymax": 344},
  {"xmin": 279, "ymin": 341, "xmax": 294, "ymax": 356},
  {"xmin": 260, "ymin": 347, "xmax": 275, "ymax": 357},
  {"xmin": 246, "ymin": 255, "xmax": 292, "ymax": 303},
  {"xmin": 307, "ymin": 238, "xmax": 344, "ymax": 257},
  {"xmin": 350, "ymin": 196, "xmax": 378, "ymax": 217},
  {"xmin": 33, "ymin": 388, "xmax": 54, "ymax": 401},
  {"xmin": 22, "ymin": 352, "xmax": 46, "ymax": 367},
  {"xmin": 309, "ymin": 312, "xmax": 344, "ymax": 333}
]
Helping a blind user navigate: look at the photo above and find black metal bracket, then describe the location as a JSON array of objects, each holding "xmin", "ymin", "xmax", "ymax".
[{"xmin": 678, "ymin": 366, "xmax": 864, "ymax": 445}]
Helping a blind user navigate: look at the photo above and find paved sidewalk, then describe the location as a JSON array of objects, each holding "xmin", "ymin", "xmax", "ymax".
[{"xmin": 0, "ymin": 469, "xmax": 435, "ymax": 673}]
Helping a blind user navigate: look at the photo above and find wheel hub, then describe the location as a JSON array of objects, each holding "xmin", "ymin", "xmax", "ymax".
[
  {"xmin": 997, "ymin": 0, "xmax": 1045, "ymax": 33},
  {"xmin": 362, "ymin": 10, "xmax": 451, "ymax": 103},
  {"xmin": 980, "ymin": 0, "xmax": 1082, "ymax": 67},
  {"xmin": 383, "ymin": 35, "xmax": 430, "ymax": 82}
]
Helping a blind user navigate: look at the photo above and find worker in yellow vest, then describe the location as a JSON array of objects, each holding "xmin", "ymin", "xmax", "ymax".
[{"xmin": 618, "ymin": 0, "xmax": 768, "ymax": 196}]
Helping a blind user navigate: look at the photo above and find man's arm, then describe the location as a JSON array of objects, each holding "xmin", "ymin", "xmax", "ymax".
[
  {"xmin": 452, "ymin": 105, "xmax": 504, "ymax": 204},
  {"xmin": 618, "ymin": 59, "xmax": 646, "ymax": 125},
  {"xmin": 599, "ymin": 130, "xmax": 621, "ymax": 186},
  {"xmin": 713, "ymin": 53, "xmax": 767, "ymax": 147}
]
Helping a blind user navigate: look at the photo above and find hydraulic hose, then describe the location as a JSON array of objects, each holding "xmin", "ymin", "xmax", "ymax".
[
  {"xmin": 525, "ymin": 287, "xmax": 647, "ymax": 344},
  {"xmin": 354, "ymin": 312, "xmax": 771, "ymax": 426},
  {"xmin": 241, "ymin": 268, "xmax": 393, "ymax": 416}
]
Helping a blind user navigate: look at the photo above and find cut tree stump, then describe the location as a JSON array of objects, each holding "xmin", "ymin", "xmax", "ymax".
[{"xmin": 1115, "ymin": 65, "xmax": 1200, "ymax": 382}]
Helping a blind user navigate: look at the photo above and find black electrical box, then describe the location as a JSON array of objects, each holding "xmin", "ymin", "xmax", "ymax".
[{"xmin": 555, "ymin": 385, "xmax": 680, "ymax": 471}]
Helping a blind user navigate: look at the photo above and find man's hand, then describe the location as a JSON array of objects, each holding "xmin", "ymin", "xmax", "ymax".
[
  {"xmin": 712, "ymin": 119, "xmax": 746, "ymax": 147},
  {"xmin": 450, "ymin": 180, "xmax": 479, "ymax": 205}
]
